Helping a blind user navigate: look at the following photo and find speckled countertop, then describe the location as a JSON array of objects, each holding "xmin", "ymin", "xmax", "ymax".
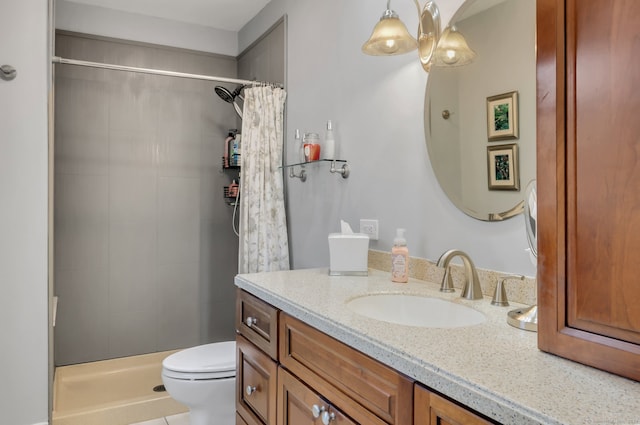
[{"xmin": 235, "ymin": 268, "xmax": 640, "ymax": 425}]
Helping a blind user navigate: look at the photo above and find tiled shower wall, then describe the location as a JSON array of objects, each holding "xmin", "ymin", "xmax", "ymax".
[{"xmin": 54, "ymin": 32, "xmax": 241, "ymax": 365}]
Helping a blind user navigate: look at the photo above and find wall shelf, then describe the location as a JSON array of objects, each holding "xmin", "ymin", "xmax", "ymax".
[{"xmin": 281, "ymin": 159, "xmax": 349, "ymax": 181}]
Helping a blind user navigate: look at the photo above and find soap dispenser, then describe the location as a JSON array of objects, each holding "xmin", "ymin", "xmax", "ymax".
[{"xmin": 391, "ymin": 228, "xmax": 409, "ymax": 283}]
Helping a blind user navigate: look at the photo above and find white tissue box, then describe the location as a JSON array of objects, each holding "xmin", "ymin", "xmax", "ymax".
[{"xmin": 328, "ymin": 233, "xmax": 370, "ymax": 276}]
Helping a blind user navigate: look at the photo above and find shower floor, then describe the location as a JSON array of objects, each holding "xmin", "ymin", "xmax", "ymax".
[{"xmin": 53, "ymin": 350, "xmax": 188, "ymax": 425}]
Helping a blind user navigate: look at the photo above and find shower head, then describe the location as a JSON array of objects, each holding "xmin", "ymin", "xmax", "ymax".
[
  {"xmin": 215, "ymin": 86, "xmax": 234, "ymax": 103},
  {"xmin": 215, "ymin": 85, "xmax": 245, "ymax": 119},
  {"xmin": 215, "ymin": 85, "xmax": 244, "ymax": 102}
]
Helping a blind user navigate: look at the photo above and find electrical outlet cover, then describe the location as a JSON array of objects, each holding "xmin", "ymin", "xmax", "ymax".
[{"xmin": 359, "ymin": 219, "xmax": 379, "ymax": 240}]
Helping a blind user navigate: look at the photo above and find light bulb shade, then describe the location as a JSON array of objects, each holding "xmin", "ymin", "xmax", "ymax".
[
  {"xmin": 362, "ymin": 13, "xmax": 418, "ymax": 56},
  {"xmin": 434, "ymin": 26, "xmax": 476, "ymax": 66}
]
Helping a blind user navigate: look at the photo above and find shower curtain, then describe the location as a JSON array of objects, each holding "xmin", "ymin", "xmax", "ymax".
[{"xmin": 238, "ymin": 86, "xmax": 290, "ymax": 273}]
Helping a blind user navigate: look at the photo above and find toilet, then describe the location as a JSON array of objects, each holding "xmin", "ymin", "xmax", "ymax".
[{"xmin": 161, "ymin": 341, "xmax": 236, "ymax": 425}]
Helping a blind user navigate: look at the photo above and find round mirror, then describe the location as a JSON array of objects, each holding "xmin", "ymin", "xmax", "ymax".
[{"xmin": 425, "ymin": 0, "xmax": 536, "ymax": 221}]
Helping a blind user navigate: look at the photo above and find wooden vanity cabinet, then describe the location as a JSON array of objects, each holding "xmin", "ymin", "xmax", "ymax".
[
  {"xmin": 414, "ymin": 385, "xmax": 495, "ymax": 425},
  {"xmin": 537, "ymin": 0, "xmax": 640, "ymax": 381},
  {"xmin": 236, "ymin": 289, "xmax": 502, "ymax": 425},
  {"xmin": 235, "ymin": 290, "xmax": 279, "ymax": 425}
]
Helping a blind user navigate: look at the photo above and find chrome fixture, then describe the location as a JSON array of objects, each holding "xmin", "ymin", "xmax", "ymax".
[
  {"xmin": 362, "ymin": 0, "xmax": 441, "ymax": 72},
  {"xmin": 329, "ymin": 161, "xmax": 350, "ymax": 178},
  {"xmin": 0, "ymin": 64, "xmax": 17, "ymax": 81},
  {"xmin": 508, "ymin": 179, "xmax": 538, "ymax": 331},
  {"xmin": 289, "ymin": 166, "xmax": 307, "ymax": 182},
  {"xmin": 215, "ymin": 85, "xmax": 245, "ymax": 119},
  {"xmin": 436, "ymin": 249, "xmax": 483, "ymax": 300},
  {"xmin": 491, "ymin": 274, "xmax": 524, "ymax": 306},
  {"xmin": 507, "ymin": 306, "xmax": 537, "ymax": 332}
]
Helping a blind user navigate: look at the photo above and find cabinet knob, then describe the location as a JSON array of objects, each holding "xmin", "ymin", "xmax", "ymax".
[
  {"xmin": 322, "ymin": 410, "xmax": 336, "ymax": 424},
  {"xmin": 245, "ymin": 316, "xmax": 257, "ymax": 327},
  {"xmin": 311, "ymin": 404, "xmax": 326, "ymax": 418},
  {"xmin": 245, "ymin": 385, "xmax": 257, "ymax": 396}
]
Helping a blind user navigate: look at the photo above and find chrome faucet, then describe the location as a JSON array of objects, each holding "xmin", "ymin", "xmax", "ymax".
[{"xmin": 436, "ymin": 249, "xmax": 483, "ymax": 300}]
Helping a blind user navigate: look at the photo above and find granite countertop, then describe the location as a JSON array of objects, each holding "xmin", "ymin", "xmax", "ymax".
[{"xmin": 235, "ymin": 268, "xmax": 640, "ymax": 425}]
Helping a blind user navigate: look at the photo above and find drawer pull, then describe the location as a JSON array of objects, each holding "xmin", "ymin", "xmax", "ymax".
[
  {"xmin": 322, "ymin": 411, "xmax": 336, "ymax": 424},
  {"xmin": 245, "ymin": 385, "xmax": 257, "ymax": 396},
  {"xmin": 245, "ymin": 316, "xmax": 257, "ymax": 327},
  {"xmin": 311, "ymin": 404, "xmax": 326, "ymax": 418}
]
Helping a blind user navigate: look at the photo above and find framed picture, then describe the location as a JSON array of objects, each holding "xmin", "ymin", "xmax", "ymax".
[
  {"xmin": 487, "ymin": 144, "xmax": 520, "ymax": 190},
  {"xmin": 487, "ymin": 91, "xmax": 519, "ymax": 141}
]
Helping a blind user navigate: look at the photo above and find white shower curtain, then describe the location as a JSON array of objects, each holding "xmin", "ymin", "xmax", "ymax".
[{"xmin": 238, "ymin": 86, "xmax": 290, "ymax": 273}]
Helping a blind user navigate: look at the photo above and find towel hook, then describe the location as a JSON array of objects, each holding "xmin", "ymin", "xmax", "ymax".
[{"xmin": 0, "ymin": 65, "xmax": 17, "ymax": 81}]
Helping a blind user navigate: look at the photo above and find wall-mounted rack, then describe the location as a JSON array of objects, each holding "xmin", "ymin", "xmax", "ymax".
[{"xmin": 282, "ymin": 159, "xmax": 349, "ymax": 181}]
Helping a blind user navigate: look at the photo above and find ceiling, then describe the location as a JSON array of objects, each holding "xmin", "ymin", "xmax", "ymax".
[{"xmin": 65, "ymin": 0, "xmax": 272, "ymax": 31}]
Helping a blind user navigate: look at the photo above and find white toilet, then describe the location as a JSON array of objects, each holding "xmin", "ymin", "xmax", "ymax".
[{"xmin": 161, "ymin": 341, "xmax": 236, "ymax": 425}]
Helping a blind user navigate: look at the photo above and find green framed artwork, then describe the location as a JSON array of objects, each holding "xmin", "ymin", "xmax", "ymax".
[
  {"xmin": 487, "ymin": 91, "xmax": 519, "ymax": 141},
  {"xmin": 487, "ymin": 143, "xmax": 520, "ymax": 190}
]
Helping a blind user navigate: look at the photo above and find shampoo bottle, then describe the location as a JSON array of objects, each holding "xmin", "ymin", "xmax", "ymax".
[
  {"xmin": 323, "ymin": 120, "xmax": 335, "ymax": 160},
  {"xmin": 223, "ymin": 130, "xmax": 236, "ymax": 167},
  {"xmin": 391, "ymin": 228, "xmax": 409, "ymax": 283}
]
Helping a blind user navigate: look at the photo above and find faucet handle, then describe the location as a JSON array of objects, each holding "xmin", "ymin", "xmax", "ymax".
[
  {"xmin": 440, "ymin": 266, "xmax": 456, "ymax": 293},
  {"xmin": 491, "ymin": 274, "xmax": 524, "ymax": 306}
]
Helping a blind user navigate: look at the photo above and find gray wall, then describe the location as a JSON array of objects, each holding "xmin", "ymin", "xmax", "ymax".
[
  {"xmin": 54, "ymin": 32, "xmax": 240, "ymax": 365},
  {"xmin": 0, "ymin": 1, "xmax": 50, "ymax": 424},
  {"xmin": 240, "ymin": 0, "xmax": 537, "ymax": 278},
  {"xmin": 237, "ymin": 18, "xmax": 286, "ymax": 86}
]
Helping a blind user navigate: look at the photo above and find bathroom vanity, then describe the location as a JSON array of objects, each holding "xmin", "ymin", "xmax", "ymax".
[{"xmin": 234, "ymin": 268, "xmax": 640, "ymax": 425}]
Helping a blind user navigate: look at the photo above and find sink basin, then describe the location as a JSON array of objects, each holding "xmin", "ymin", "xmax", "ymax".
[{"xmin": 346, "ymin": 294, "xmax": 486, "ymax": 328}]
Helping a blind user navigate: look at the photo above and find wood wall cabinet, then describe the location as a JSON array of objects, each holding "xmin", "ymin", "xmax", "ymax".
[
  {"xmin": 537, "ymin": 0, "xmax": 640, "ymax": 380},
  {"xmin": 414, "ymin": 385, "xmax": 495, "ymax": 425}
]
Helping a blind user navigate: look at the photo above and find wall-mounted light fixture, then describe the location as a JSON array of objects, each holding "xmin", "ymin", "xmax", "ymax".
[
  {"xmin": 361, "ymin": 0, "xmax": 418, "ymax": 56},
  {"xmin": 362, "ymin": 0, "xmax": 440, "ymax": 71},
  {"xmin": 433, "ymin": 25, "xmax": 476, "ymax": 67},
  {"xmin": 362, "ymin": 1, "xmax": 475, "ymax": 71}
]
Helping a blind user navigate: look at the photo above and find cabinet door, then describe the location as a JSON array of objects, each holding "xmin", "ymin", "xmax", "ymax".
[
  {"xmin": 277, "ymin": 367, "xmax": 357, "ymax": 425},
  {"xmin": 414, "ymin": 385, "xmax": 494, "ymax": 425},
  {"xmin": 537, "ymin": 0, "xmax": 640, "ymax": 381},
  {"xmin": 236, "ymin": 335, "xmax": 278, "ymax": 425}
]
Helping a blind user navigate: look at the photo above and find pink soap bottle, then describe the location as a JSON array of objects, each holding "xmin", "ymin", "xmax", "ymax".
[{"xmin": 391, "ymin": 228, "xmax": 409, "ymax": 283}]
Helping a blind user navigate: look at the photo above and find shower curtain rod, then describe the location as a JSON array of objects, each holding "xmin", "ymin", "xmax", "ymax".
[{"xmin": 51, "ymin": 56, "xmax": 282, "ymax": 87}]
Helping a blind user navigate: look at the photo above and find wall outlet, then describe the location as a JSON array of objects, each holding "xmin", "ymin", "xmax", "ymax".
[{"xmin": 360, "ymin": 219, "xmax": 379, "ymax": 240}]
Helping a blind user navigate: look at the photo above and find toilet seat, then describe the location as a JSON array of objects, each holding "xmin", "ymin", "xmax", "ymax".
[{"xmin": 162, "ymin": 341, "xmax": 236, "ymax": 380}]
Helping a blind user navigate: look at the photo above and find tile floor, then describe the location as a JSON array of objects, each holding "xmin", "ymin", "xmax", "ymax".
[{"xmin": 130, "ymin": 412, "xmax": 190, "ymax": 425}]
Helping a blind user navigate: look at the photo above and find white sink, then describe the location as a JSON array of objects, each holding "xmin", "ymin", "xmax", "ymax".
[{"xmin": 346, "ymin": 294, "xmax": 486, "ymax": 328}]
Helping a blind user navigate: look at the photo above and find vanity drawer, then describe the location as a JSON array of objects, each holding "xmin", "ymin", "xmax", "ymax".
[
  {"xmin": 236, "ymin": 289, "xmax": 279, "ymax": 360},
  {"xmin": 279, "ymin": 313, "xmax": 413, "ymax": 425},
  {"xmin": 278, "ymin": 366, "xmax": 359, "ymax": 425},
  {"xmin": 236, "ymin": 335, "xmax": 277, "ymax": 425}
]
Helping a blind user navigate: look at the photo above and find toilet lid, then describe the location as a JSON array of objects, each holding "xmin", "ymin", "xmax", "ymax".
[{"xmin": 162, "ymin": 341, "xmax": 236, "ymax": 375}]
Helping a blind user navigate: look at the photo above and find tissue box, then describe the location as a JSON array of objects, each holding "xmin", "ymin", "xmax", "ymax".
[{"xmin": 328, "ymin": 233, "xmax": 370, "ymax": 276}]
